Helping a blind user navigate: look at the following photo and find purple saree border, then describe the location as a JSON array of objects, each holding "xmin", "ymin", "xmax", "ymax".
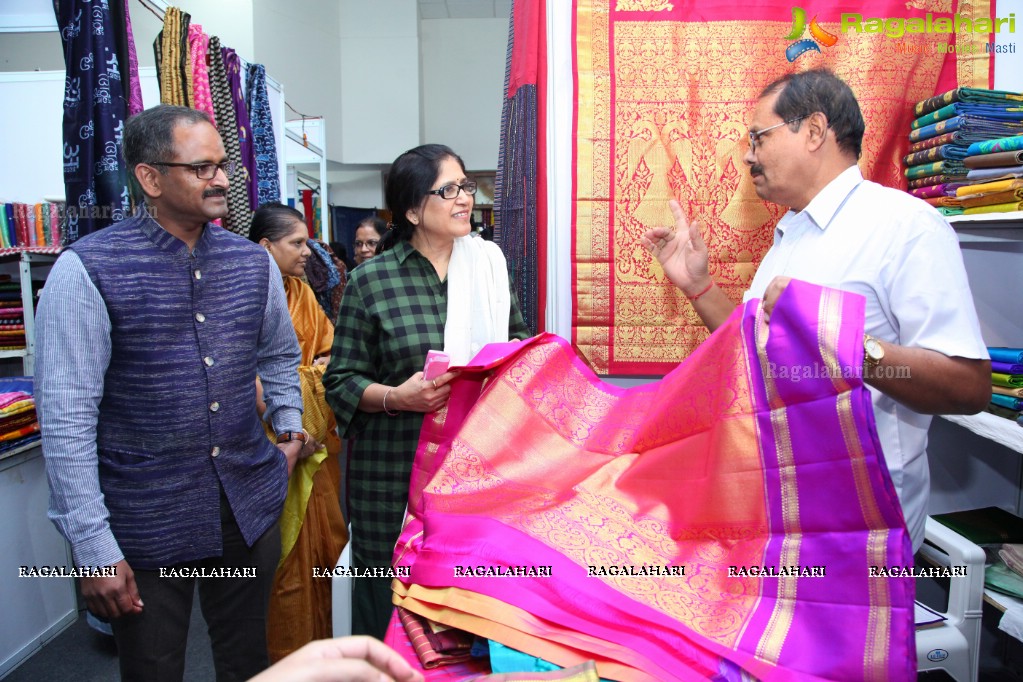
[{"xmin": 739, "ymin": 281, "xmax": 915, "ymax": 681}]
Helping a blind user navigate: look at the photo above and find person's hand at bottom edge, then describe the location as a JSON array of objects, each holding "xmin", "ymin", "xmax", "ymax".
[{"xmin": 248, "ymin": 636, "xmax": 425, "ymax": 682}]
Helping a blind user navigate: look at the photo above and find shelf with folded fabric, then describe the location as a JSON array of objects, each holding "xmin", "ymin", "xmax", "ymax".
[
  {"xmin": 0, "ymin": 249, "xmax": 61, "ymax": 375},
  {"xmin": 947, "ymin": 212, "xmax": 1023, "ymax": 242},
  {"xmin": 940, "ymin": 412, "xmax": 1023, "ymax": 456}
]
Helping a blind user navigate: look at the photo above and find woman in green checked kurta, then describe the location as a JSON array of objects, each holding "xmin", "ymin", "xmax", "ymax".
[{"xmin": 323, "ymin": 144, "xmax": 530, "ymax": 639}]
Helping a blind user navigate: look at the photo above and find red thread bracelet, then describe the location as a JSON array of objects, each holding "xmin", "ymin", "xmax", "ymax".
[{"xmin": 686, "ymin": 281, "xmax": 714, "ymax": 302}]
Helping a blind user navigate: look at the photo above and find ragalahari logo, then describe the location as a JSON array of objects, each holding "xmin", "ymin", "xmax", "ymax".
[{"xmin": 784, "ymin": 7, "xmax": 839, "ymax": 61}]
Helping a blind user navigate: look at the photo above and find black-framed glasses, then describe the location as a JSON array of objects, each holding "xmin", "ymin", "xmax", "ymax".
[
  {"xmin": 426, "ymin": 181, "xmax": 478, "ymax": 200},
  {"xmin": 148, "ymin": 160, "xmax": 237, "ymax": 180},
  {"xmin": 354, "ymin": 239, "xmax": 380, "ymax": 249},
  {"xmin": 748, "ymin": 115, "xmax": 809, "ymax": 152}
]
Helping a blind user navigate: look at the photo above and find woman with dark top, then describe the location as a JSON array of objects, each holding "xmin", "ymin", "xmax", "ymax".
[
  {"xmin": 353, "ymin": 215, "xmax": 388, "ymax": 266},
  {"xmin": 323, "ymin": 144, "xmax": 530, "ymax": 638}
]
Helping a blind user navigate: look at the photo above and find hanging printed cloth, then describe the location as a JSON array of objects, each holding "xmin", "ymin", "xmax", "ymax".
[
  {"xmin": 112, "ymin": 0, "xmax": 143, "ymax": 117},
  {"xmin": 188, "ymin": 24, "xmax": 217, "ymax": 125},
  {"xmin": 54, "ymin": 0, "xmax": 133, "ymax": 242},
  {"xmin": 300, "ymin": 190, "xmax": 315, "ymax": 237},
  {"xmin": 495, "ymin": 0, "xmax": 545, "ymax": 335},
  {"xmin": 247, "ymin": 64, "xmax": 282, "ymax": 206},
  {"xmin": 208, "ymin": 36, "xmax": 252, "ymax": 236},
  {"xmin": 223, "ymin": 47, "xmax": 260, "ymax": 211},
  {"xmin": 154, "ymin": 6, "xmax": 189, "ymax": 107}
]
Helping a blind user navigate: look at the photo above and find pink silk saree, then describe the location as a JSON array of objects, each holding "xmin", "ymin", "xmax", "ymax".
[{"xmin": 391, "ymin": 281, "xmax": 914, "ymax": 681}]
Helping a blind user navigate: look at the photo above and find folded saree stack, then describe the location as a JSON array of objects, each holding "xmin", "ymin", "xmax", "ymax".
[
  {"xmin": 388, "ymin": 281, "xmax": 916, "ymax": 681},
  {"xmin": 906, "ymin": 88, "xmax": 1023, "ymax": 215},
  {"xmin": 988, "ymin": 347, "xmax": 1023, "ymax": 426},
  {"xmin": 0, "ymin": 377, "xmax": 39, "ymax": 455}
]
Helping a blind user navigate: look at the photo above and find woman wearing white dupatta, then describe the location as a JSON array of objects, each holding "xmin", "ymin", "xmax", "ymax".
[{"xmin": 323, "ymin": 144, "xmax": 530, "ymax": 639}]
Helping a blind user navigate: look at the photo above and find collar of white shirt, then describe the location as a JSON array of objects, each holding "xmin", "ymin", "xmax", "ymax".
[{"xmin": 777, "ymin": 165, "xmax": 865, "ymax": 236}]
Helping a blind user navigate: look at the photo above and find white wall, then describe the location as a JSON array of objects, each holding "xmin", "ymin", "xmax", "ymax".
[
  {"xmin": 338, "ymin": 0, "xmax": 420, "ymax": 165},
  {"xmin": 329, "ymin": 171, "xmax": 385, "ymax": 209},
  {"xmin": 254, "ymin": 0, "xmax": 342, "ymax": 161},
  {"xmin": 420, "ymin": 17, "xmax": 508, "ymax": 171}
]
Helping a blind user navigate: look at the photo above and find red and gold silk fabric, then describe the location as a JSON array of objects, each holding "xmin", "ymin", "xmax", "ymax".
[{"xmin": 572, "ymin": 0, "xmax": 993, "ymax": 374}]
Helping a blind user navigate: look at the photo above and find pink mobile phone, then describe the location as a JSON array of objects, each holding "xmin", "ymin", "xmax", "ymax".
[{"xmin": 423, "ymin": 350, "xmax": 450, "ymax": 381}]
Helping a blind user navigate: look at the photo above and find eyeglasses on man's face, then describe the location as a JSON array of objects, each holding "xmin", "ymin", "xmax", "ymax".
[
  {"xmin": 354, "ymin": 239, "xmax": 380, "ymax": 250},
  {"xmin": 148, "ymin": 160, "xmax": 237, "ymax": 180},
  {"xmin": 426, "ymin": 181, "xmax": 478, "ymax": 200},
  {"xmin": 747, "ymin": 115, "xmax": 809, "ymax": 152}
]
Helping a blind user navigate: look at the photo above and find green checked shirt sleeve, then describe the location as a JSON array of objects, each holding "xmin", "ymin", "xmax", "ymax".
[{"xmin": 323, "ymin": 239, "xmax": 527, "ymax": 566}]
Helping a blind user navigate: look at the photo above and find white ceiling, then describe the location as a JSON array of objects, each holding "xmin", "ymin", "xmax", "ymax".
[{"xmin": 418, "ymin": 0, "xmax": 512, "ymax": 20}]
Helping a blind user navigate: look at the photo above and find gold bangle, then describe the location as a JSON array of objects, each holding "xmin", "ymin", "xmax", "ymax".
[{"xmin": 382, "ymin": 387, "xmax": 398, "ymax": 416}]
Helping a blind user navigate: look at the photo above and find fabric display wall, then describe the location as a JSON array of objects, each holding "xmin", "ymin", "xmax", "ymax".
[
  {"xmin": 54, "ymin": 0, "xmax": 144, "ymax": 243},
  {"xmin": 153, "ymin": 6, "xmax": 281, "ymax": 238},
  {"xmin": 499, "ymin": 0, "xmax": 995, "ymax": 376},
  {"xmin": 0, "ymin": 378, "xmax": 41, "ymax": 456},
  {"xmin": 904, "ymin": 87, "xmax": 1023, "ymax": 215},
  {"xmin": 0, "ymin": 203, "xmax": 63, "ymax": 249}
]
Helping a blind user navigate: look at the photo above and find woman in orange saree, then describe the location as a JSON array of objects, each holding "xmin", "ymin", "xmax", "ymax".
[
  {"xmin": 251, "ymin": 204, "xmax": 350, "ymax": 662},
  {"xmin": 388, "ymin": 281, "xmax": 915, "ymax": 681}
]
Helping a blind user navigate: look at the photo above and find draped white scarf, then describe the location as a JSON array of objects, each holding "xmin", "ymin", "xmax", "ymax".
[{"xmin": 444, "ymin": 235, "xmax": 511, "ymax": 366}]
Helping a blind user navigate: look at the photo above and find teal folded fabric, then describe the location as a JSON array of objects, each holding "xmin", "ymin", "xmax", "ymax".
[
  {"xmin": 992, "ymin": 393, "xmax": 1023, "ymax": 410},
  {"xmin": 967, "ymin": 135, "xmax": 1023, "ymax": 156},
  {"xmin": 990, "ymin": 347, "xmax": 1023, "ymax": 364},
  {"xmin": 915, "ymin": 88, "xmax": 1023, "ymax": 117},
  {"xmin": 913, "ymin": 103, "xmax": 1023, "ymax": 130},
  {"xmin": 905, "ymin": 160, "xmax": 968, "ymax": 179}
]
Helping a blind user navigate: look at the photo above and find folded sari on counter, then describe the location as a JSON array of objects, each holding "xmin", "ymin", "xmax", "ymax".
[
  {"xmin": 993, "ymin": 361, "xmax": 1023, "ymax": 374},
  {"xmin": 957, "ymin": 178, "xmax": 1023, "ymax": 196},
  {"xmin": 966, "ymin": 166, "xmax": 1023, "ymax": 181},
  {"xmin": 991, "ymin": 394, "xmax": 1023, "ymax": 411},
  {"xmin": 994, "ymin": 372, "xmax": 1023, "ymax": 389},
  {"xmin": 393, "ymin": 281, "xmax": 915, "ymax": 682},
  {"xmin": 905, "ymin": 159, "xmax": 967, "ymax": 180},
  {"xmin": 923, "ymin": 196, "xmax": 962, "ymax": 209},
  {"xmin": 987, "ymin": 404, "xmax": 1023, "ymax": 421},
  {"xmin": 963, "ymin": 202, "xmax": 1023, "ymax": 215},
  {"xmin": 967, "ymin": 134, "xmax": 1023, "ymax": 156},
  {"xmin": 915, "ymin": 88, "xmax": 1023, "ymax": 118},
  {"xmin": 993, "ymin": 385, "xmax": 1023, "ymax": 398},
  {"xmin": 909, "ymin": 183, "xmax": 967, "ymax": 199},
  {"xmin": 909, "ymin": 131, "xmax": 964, "ymax": 154},
  {"xmin": 912, "ymin": 103, "xmax": 1023, "ymax": 130},
  {"xmin": 397, "ymin": 606, "xmax": 475, "ymax": 669},
  {"xmin": 907, "ymin": 174, "xmax": 968, "ymax": 190},
  {"xmin": 991, "ymin": 347, "xmax": 1023, "ymax": 364},
  {"xmin": 959, "ymin": 189, "xmax": 1023, "ymax": 209},
  {"xmin": 903, "ymin": 145, "xmax": 970, "ymax": 167},
  {"xmin": 964, "ymin": 150, "xmax": 1023, "ymax": 169},
  {"xmin": 910, "ymin": 117, "xmax": 1023, "ymax": 145}
]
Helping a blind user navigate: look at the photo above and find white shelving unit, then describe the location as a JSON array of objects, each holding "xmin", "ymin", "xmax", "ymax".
[
  {"xmin": 924, "ymin": 213, "xmax": 1023, "ymax": 661},
  {"xmin": 0, "ymin": 250, "xmax": 59, "ymax": 376},
  {"xmin": 941, "ymin": 413, "xmax": 1023, "ymax": 457}
]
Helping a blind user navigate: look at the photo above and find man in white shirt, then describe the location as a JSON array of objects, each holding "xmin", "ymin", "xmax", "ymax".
[{"xmin": 642, "ymin": 69, "xmax": 990, "ymax": 551}]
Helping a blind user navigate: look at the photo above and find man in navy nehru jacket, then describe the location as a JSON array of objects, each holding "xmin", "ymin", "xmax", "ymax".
[{"xmin": 37, "ymin": 105, "xmax": 304, "ymax": 682}]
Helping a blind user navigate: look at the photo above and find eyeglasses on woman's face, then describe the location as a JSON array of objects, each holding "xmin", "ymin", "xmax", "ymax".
[{"xmin": 425, "ymin": 181, "xmax": 478, "ymax": 200}]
